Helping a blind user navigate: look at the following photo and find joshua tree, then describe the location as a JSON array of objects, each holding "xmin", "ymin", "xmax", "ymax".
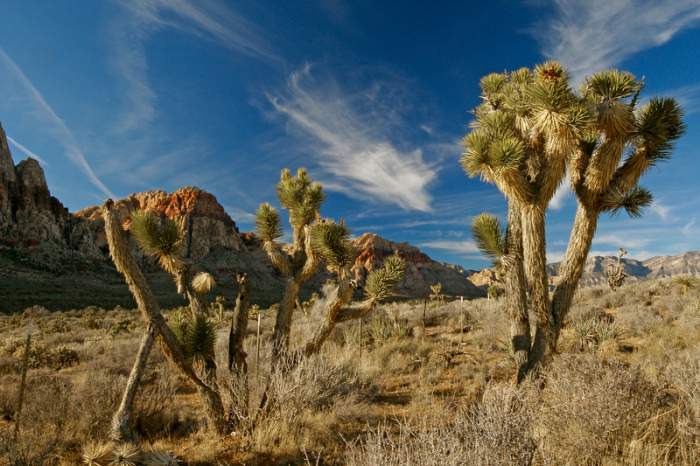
[
  {"xmin": 464, "ymin": 63, "xmax": 684, "ymax": 375},
  {"xmin": 102, "ymin": 201, "xmax": 250, "ymax": 436},
  {"xmin": 463, "ymin": 62, "xmax": 589, "ymax": 367},
  {"xmin": 256, "ymin": 168, "xmax": 406, "ymax": 363},
  {"xmin": 606, "ymin": 248, "xmax": 627, "ymax": 291},
  {"xmin": 429, "ymin": 283, "xmax": 444, "ymax": 302}
]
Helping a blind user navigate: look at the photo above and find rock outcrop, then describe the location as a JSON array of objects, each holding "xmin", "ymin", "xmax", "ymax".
[
  {"xmin": 75, "ymin": 187, "xmax": 243, "ymax": 260},
  {"xmin": 352, "ymin": 233, "xmax": 485, "ymax": 298},
  {"xmin": 0, "ymin": 123, "xmax": 99, "ymax": 258},
  {"xmin": 467, "ymin": 268, "xmax": 498, "ymax": 289}
]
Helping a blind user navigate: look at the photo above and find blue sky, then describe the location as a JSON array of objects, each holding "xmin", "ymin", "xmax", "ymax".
[{"xmin": 1, "ymin": 0, "xmax": 699, "ymax": 269}]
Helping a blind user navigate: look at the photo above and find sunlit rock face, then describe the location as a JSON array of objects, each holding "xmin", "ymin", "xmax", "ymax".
[
  {"xmin": 352, "ymin": 232, "xmax": 485, "ymax": 298},
  {"xmin": 76, "ymin": 186, "xmax": 243, "ymax": 260}
]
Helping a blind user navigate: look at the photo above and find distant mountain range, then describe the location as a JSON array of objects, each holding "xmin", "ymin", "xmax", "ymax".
[{"xmin": 547, "ymin": 251, "xmax": 700, "ymax": 286}]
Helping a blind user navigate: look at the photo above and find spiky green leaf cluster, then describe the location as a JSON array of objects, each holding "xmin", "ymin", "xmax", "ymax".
[
  {"xmin": 129, "ymin": 210, "xmax": 183, "ymax": 273},
  {"xmin": 461, "ymin": 61, "xmax": 582, "ymax": 183},
  {"xmin": 170, "ymin": 312, "xmax": 216, "ymax": 361},
  {"xmin": 471, "ymin": 214, "xmax": 505, "ymax": 260},
  {"xmin": 635, "ymin": 98, "xmax": 685, "ymax": 162},
  {"xmin": 256, "ymin": 203, "xmax": 283, "ymax": 242},
  {"xmin": 365, "ymin": 253, "xmax": 406, "ymax": 303},
  {"xmin": 276, "ymin": 168, "xmax": 324, "ymax": 228},
  {"xmin": 601, "ymin": 186, "xmax": 653, "ymax": 218},
  {"xmin": 583, "ymin": 70, "xmax": 640, "ymax": 102},
  {"xmin": 309, "ymin": 220, "xmax": 355, "ymax": 269}
]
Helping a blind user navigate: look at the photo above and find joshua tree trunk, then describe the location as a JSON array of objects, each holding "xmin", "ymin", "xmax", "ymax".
[
  {"xmin": 301, "ymin": 279, "xmax": 354, "ymax": 357},
  {"xmin": 504, "ymin": 205, "xmax": 531, "ymax": 383},
  {"xmin": 111, "ymin": 323, "xmax": 157, "ymax": 442},
  {"xmin": 550, "ymin": 203, "xmax": 598, "ymax": 343},
  {"xmin": 102, "ymin": 200, "xmax": 227, "ymax": 434},
  {"xmin": 520, "ymin": 204, "xmax": 552, "ymax": 370},
  {"xmin": 229, "ymin": 274, "xmax": 251, "ymax": 373},
  {"xmin": 271, "ymin": 278, "xmax": 300, "ymax": 362}
]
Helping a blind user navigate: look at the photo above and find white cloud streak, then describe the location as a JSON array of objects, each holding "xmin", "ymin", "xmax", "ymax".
[
  {"xmin": 538, "ymin": 0, "xmax": 700, "ymax": 81},
  {"xmin": 113, "ymin": 0, "xmax": 280, "ymax": 132},
  {"xmin": 650, "ymin": 200, "xmax": 672, "ymax": 220},
  {"xmin": 419, "ymin": 240, "xmax": 480, "ymax": 254},
  {"xmin": 268, "ymin": 65, "xmax": 436, "ymax": 212},
  {"xmin": 6, "ymin": 136, "xmax": 48, "ymax": 166},
  {"xmin": 0, "ymin": 48, "xmax": 115, "ymax": 198}
]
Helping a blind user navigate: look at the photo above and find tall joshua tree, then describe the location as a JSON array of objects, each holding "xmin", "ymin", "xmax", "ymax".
[
  {"xmin": 256, "ymin": 168, "xmax": 406, "ymax": 364},
  {"xmin": 462, "ymin": 62, "xmax": 589, "ymax": 367},
  {"xmin": 464, "ymin": 64, "xmax": 684, "ymax": 376},
  {"xmin": 102, "ymin": 201, "xmax": 251, "ymax": 436}
]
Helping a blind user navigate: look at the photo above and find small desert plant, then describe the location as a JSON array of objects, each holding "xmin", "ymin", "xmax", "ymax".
[
  {"xmin": 429, "ymin": 283, "xmax": 444, "ymax": 302},
  {"xmin": 607, "ymin": 248, "xmax": 628, "ymax": 291},
  {"xmin": 672, "ymin": 275, "xmax": 698, "ymax": 295}
]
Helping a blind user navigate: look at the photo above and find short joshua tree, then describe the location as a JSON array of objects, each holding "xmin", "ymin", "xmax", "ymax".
[{"xmin": 606, "ymin": 248, "xmax": 627, "ymax": 291}]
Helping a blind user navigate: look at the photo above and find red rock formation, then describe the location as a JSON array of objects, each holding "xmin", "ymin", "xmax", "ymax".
[
  {"xmin": 351, "ymin": 232, "xmax": 484, "ymax": 298},
  {"xmin": 76, "ymin": 187, "xmax": 243, "ymax": 259}
]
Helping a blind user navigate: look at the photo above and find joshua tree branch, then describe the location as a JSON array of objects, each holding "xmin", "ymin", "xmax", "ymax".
[{"xmin": 110, "ymin": 322, "xmax": 157, "ymax": 443}]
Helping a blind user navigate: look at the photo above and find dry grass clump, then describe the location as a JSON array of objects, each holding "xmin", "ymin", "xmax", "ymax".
[
  {"xmin": 535, "ymin": 354, "xmax": 661, "ymax": 465},
  {"xmin": 346, "ymin": 383, "xmax": 536, "ymax": 466},
  {"xmin": 252, "ymin": 347, "xmax": 378, "ymax": 454}
]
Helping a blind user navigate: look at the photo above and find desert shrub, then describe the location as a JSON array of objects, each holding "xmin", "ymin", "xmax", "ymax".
[
  {"xmin": 252, "ymin": 351, "xmax": 374, "ymax": 452},
  {"xmin": 346, "ymin": 383, "xmax": 535, "ymax": 466},
  {"xmin": 535, "ymin": 354, "xmax": 661, "ymax": 465},
  {"xmin": 10, "ymin": 342, "xmax": 79, "ymax": 370},
  {"xmin": 365, "ymin": 311, "xmax": 396, "ymax": 344},
  {"xmin": 108, "ymin": 318, "xmax": 136, "ymax": 337},
  {"xmin": 614, "ymin": 304, "xmax": 663, "ymax": 336},
  {"xmin": 570, "ymin": 315, "xmax": 623, "ymax": 351}
]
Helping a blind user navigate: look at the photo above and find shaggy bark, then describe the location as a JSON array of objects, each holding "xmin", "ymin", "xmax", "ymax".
[
  {"xmin": 271, "ymin": 278, "xmax": 301, "ymax": 363},
  {"xmin": 301, "ymin": 279, "xmax": 354, "ymax": 357},
  {"xmin": 504, "ymin": 205, "xmax": 531, "ymax": 383},
  {"xmin": 551, "ymin": 204, "xmax": 599, "ymax": 341},
  {"xmin": 111, "ymin": 323, "xmax": 157, "ymax": 442},
  {"xmin": 229, "ymin": 274, "xmax": 251, "ymax": 373},
  {"xmin": 520, "ymin": 204, "xmax": 552, "ymax": 370}
]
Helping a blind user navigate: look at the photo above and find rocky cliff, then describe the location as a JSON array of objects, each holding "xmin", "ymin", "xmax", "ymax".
[
  {"xmin": 0, "ymin": 123, "xmax": 98, "ymax": 259},
  {"xmin": 75, "ymin": 186, "xmax": 243, "ymax": 260},
  {"xmin": 352, "ymin": 233, "xmax": 484, "ymax": 298}
]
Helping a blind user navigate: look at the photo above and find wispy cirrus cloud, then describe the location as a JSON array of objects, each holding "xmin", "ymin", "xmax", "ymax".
[
  {"xmin": 267, "ymin": 64, "xmax": 437, "ymax": 212},
  {"xmin": 112, "ymin": 0, "xmax": 280, "ymax": 132},
  {"xmin": 0, "ymin": 48, "xmax": 115, "ymax": 198},
  {"xmin": 419, "ymin": 239, "xmax": 480, "ymax": 255},
  {"xmin": 537, "ymin": 0, "xmax": 700, "ymax": 81},
  {"xmin": 665, "ymin": 82, "xmax": 700, "ymax": 115},
  {"xmin": 6, "ymin": 136, "xmax": 48, "ymax": 166}
]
